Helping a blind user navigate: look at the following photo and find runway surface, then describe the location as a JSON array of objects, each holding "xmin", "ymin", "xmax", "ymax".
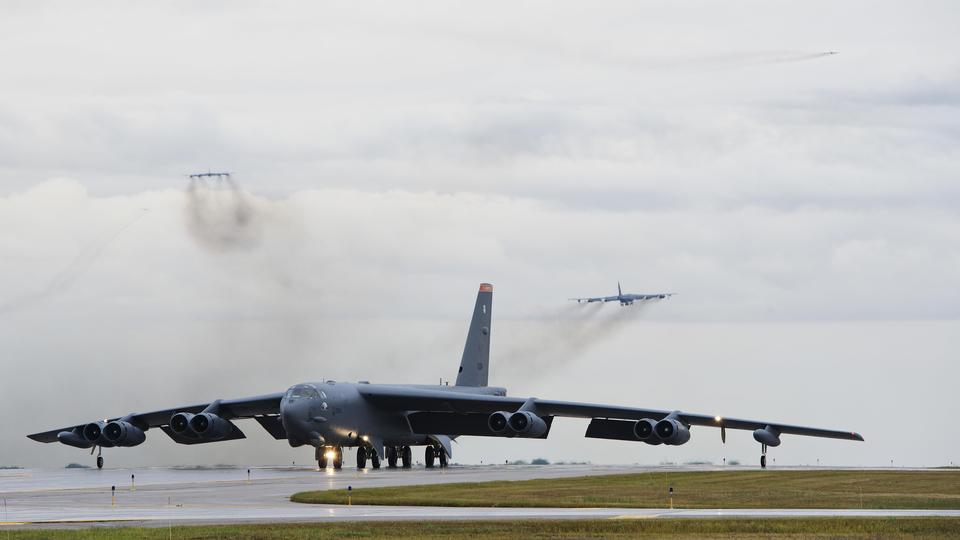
[{"xmin": 2, "ymin": 464, "xmax": 958, "ymax": 528}]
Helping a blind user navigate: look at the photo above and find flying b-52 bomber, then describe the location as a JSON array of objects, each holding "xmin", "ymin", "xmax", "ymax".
[
  {"xmin": 29, "ymin": 283, "xmax": 862, "ymax": 470},
  {"xmin": 571, "ymin": 282, "xmax": 675, "ymax": 305}
]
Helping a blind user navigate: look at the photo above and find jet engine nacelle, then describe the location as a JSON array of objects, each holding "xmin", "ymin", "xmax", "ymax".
[
  {"xmin": 753, "ymin": 426, "xmax": 781, "ymax": 447},
  {"xmin": 170, "ymin": 412, "xmax": 195, "ymax": 435},
  {"xmin": 507, "ymin": 411, "xmax": 548, "ymax": 438},
  {"xmin": 654, "ymin": 418, "xmax": 691, "ymax": 445},
  {"xmin": 189, "ymin": 412, "xmax": 233, "ymax": 440},
  {"xmin": 82, "ymin": 421, "xmax": 114, "ymax": 447},
  {"xmin": 633, "ymin": 419, "xmax": 662, "ymax": 445},
  {"xmin": 488, "ymin": 411, "xmax": 510, "ymax": 435},
  {"xmin": 103, "ymin": 421, "xmax": 146, "ymax": 447},
  {"xmin": 57, "ymin": 429, "xmax": 94, "ymax": 449}
]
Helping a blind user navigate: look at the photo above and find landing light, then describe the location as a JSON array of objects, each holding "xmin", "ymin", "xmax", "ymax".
[
  {"xmin": 362, "ymin": 435, "xmax": 370, "ymax": 442},
  {"xmin": 324, "ymin": 451, "xmax": 335, "ymax": 460},
  {"xmin": 714, "ymin": 416, "xmax": 722, "ymax": 423}
]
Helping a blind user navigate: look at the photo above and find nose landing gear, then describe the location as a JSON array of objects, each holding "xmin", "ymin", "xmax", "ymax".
[{"xmin": 317, "ymin": 446, "xmax": 342, "ymax": 470}]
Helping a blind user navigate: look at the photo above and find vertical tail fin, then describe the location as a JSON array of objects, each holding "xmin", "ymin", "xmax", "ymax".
[
  {"xmin": 455, "ymin": 283, "xmax": 492, "ymax": 387},
  {"xmin": 618, "ymin": 281, "xmax": 622, "ymax": 296}
]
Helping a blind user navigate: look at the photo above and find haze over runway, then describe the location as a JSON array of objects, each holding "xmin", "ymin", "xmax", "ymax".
[{"xmin": 1, "ymin": 1, "xmax": 958, "ymax": 471}]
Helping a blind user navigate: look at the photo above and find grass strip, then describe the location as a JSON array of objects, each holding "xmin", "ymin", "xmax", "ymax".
[
  {"xmin": 292, "ymin": 470, "xmax": 960, "ymax": 509},
  {"xmin": 5, "ymin": 518, "xmax": 960, "ymax": 539}
]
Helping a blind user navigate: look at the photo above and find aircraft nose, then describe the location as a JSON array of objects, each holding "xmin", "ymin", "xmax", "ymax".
[{"xmin": 281, "ymin": 400, "xmax": 309, "ymax": 433}]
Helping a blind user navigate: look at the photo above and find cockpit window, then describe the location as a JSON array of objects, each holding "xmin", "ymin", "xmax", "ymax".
[{"xmin": 286, "ymin": 384, "xmax": 320, "ymax": 400}]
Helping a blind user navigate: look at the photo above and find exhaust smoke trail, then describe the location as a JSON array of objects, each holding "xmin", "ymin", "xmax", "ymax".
[
  {"xmin": 495, "ymin": 300, "xmax": 654, "ymax": 380},
  {"xmin": 0, "ymin": 209, "xmax": 148, "ymax": 315},
  {"xmin": 185, "ymin": 177, "xmax": 261, "ymax": 252}
]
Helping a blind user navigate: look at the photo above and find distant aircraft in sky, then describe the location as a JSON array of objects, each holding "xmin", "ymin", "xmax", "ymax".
[
  {"xmin": 571, "ymin": 282, "xmax": 674, "ymax": 306},
  {"xmin": 188, "ymin": 171, "xmax": 231, "ymax": 180},
  {"xmin": 28, "ymin": 283, "xmax": 860, "ymax": 472}
]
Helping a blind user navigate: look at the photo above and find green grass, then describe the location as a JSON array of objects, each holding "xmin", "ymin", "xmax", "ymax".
[
  {"xmin": 4, "ymin": 519, "xmax": 960, "ymax": 539},
  {"xmin": 292, "ymin": 470, "xmax": 960, "ymax": 509}
]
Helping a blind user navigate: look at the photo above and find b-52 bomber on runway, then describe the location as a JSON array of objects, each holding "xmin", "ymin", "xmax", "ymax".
[
  {"xmin": 28, "ymin": 283, "xmax": 862, "ymax": 471},
  {"xmin": 571, "ymin": 282, "xmax": 675, "ymax": 305}
]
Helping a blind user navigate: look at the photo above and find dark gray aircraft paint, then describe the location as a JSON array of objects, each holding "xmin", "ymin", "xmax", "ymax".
[
  {"xmin": 28, "ymin": 283, "xmax": 862, "ymax": 471},
  {"xmin": 571, "ymin": 282, "xmax": 675, "ymax": 306}
]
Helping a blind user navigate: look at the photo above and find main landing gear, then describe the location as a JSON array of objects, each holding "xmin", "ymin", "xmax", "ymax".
[
  {"xmin": 760, "ymin": 443, "xmax": 768, "ymax": 469},
  {"xmin": 316, "ymin": 446, "xmax": 343, "ymax": 470},
  {"xmin": 424, "ymin": 445, "xmax": 448, "ymax": 469},
  {"xmin": 92, "ymin": 446, "xmax": 103, "ymax": 469},
  {"xmin": 385, "ymin": 446, "xmax": 413, "ymax": 469},
  {"xmin": 356, "ymin": 447, "xmax": 382, "ymax": 470}
]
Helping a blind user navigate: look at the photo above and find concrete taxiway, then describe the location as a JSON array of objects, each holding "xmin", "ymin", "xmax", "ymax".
[{"xmin": 1, "ymin": 464, "xmax": 958, "ymax": 529}]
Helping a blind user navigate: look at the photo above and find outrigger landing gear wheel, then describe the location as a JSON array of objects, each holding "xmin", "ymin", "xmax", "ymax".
[
  {"xmin": 401, "ymin": 446, "xmax": 412, "ymax": 469},
  {"xmin": 317, "ymin": 447, "xmax": 327, "ymax": 470},
  {"xmin": 386, "ymin": 446, "xmax": 398, "ymax": 468},
  {"xmin": 333, "ymin": 446, "xmax": 343, "ymax": 470},
  {"xmin": 96, "ymin": 456, "xmax": 103, "ymax": 469},
  {"xmin": 425, "ymin": 446, "xmax": 435, "ymax": 468},
  {"xmin": 371, "ymin": 451, "xmax": 381, "ymax": 469},
  {"xmin": 438, "ymin": 449, "xmax": 448, "ymax": 468},
  {"xmin": 357, "ymin": 446, "xmax": 367, "ymax": 469}
]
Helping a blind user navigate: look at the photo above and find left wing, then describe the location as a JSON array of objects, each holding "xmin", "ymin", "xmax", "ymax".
[
  {"xmin": 359, "ymin": 385, "xmax": 863, "ymax": 442},
  {"xmin": 27, "ymin": 392, "xmax": 284, "ymax": 445},
  {"xmin": 568, "ymin": 295, "xmax": 617, "ymax": 303}
]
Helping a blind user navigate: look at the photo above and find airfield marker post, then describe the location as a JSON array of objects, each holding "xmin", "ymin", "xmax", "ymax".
[
  {"xmin": 131, "ymin": 474, "xmax": 135, "ymax": 491},
  {"xmin": 668, "ymin": 485, "xmax": 674, "ymax": 509},
  {"xmin": 111, "ymin": 485, "xmax": 116, "ymax": 507},
  {"xmin": 347, "ymin": 485, "xmax": 352, "ymax": 506},
  {"xmin": 247, "ymin": 469, "xmax": 251, "ymax": 484}
]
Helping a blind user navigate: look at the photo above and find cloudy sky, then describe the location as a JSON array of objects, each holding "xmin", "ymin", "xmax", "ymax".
[{"xmin": 1, "ymin": 1, "xmax": 958, "ymax": 469}]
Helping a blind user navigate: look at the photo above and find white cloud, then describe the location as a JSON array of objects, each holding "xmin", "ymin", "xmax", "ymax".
[{"xmin": 0, "ymin": 1, "xmax": 957, "ymax": 468}]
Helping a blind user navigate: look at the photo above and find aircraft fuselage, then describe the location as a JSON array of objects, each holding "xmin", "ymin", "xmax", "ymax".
[{"xmin": 280, "ymin": 381, "xmax": 506, "ymax": 449}]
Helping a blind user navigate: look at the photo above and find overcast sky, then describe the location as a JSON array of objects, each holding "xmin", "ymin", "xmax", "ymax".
[{"xmin": 1, "ymin": 1, "xmax": 958, "ymax": 469}]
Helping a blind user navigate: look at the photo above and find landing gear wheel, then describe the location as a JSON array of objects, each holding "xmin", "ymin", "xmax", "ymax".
[
  {"xmin": 438, "ymin": 449, "xmax": 448, "ymax": 468},
  {"xmin": 425, "ymin": 446, "xmax": 435, "ymax": 468},
  {"xmin": 333, "ymin": 446, "xmax": 343, "ymax": 470},
  {"xmin": 317, "ymin": 447, "xmax": 327, "ymax": 470},
  {"xmin": 371, "ymin": 451, "xmax": 381, "ymax": 469},
  {"xmin": 760, "ymin": 454, "xmax": 767, "ymax": 469},
  {"xmin": 387, "ymin": 446, "xmax": 398, "ymax": 468},
  {"xmin": 401, "ymin": 446, "xmax": 412, "ymax": 469},
  {"xmin": 357, "ymin": 447, "xmax": 367, "ymax": 469},
  {"xmin": 96, "ymin": 456, "xmax": 103, "ymax": 469}
]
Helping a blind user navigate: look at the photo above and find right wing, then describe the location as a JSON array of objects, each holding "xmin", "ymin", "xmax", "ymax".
[
  {"xmin": 27, "ymin": 392, "xmax": 284, "ymax": 445},
  {"xmin": 359, "ymin": 385, "xmax": 863, "ymax": 442}
]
